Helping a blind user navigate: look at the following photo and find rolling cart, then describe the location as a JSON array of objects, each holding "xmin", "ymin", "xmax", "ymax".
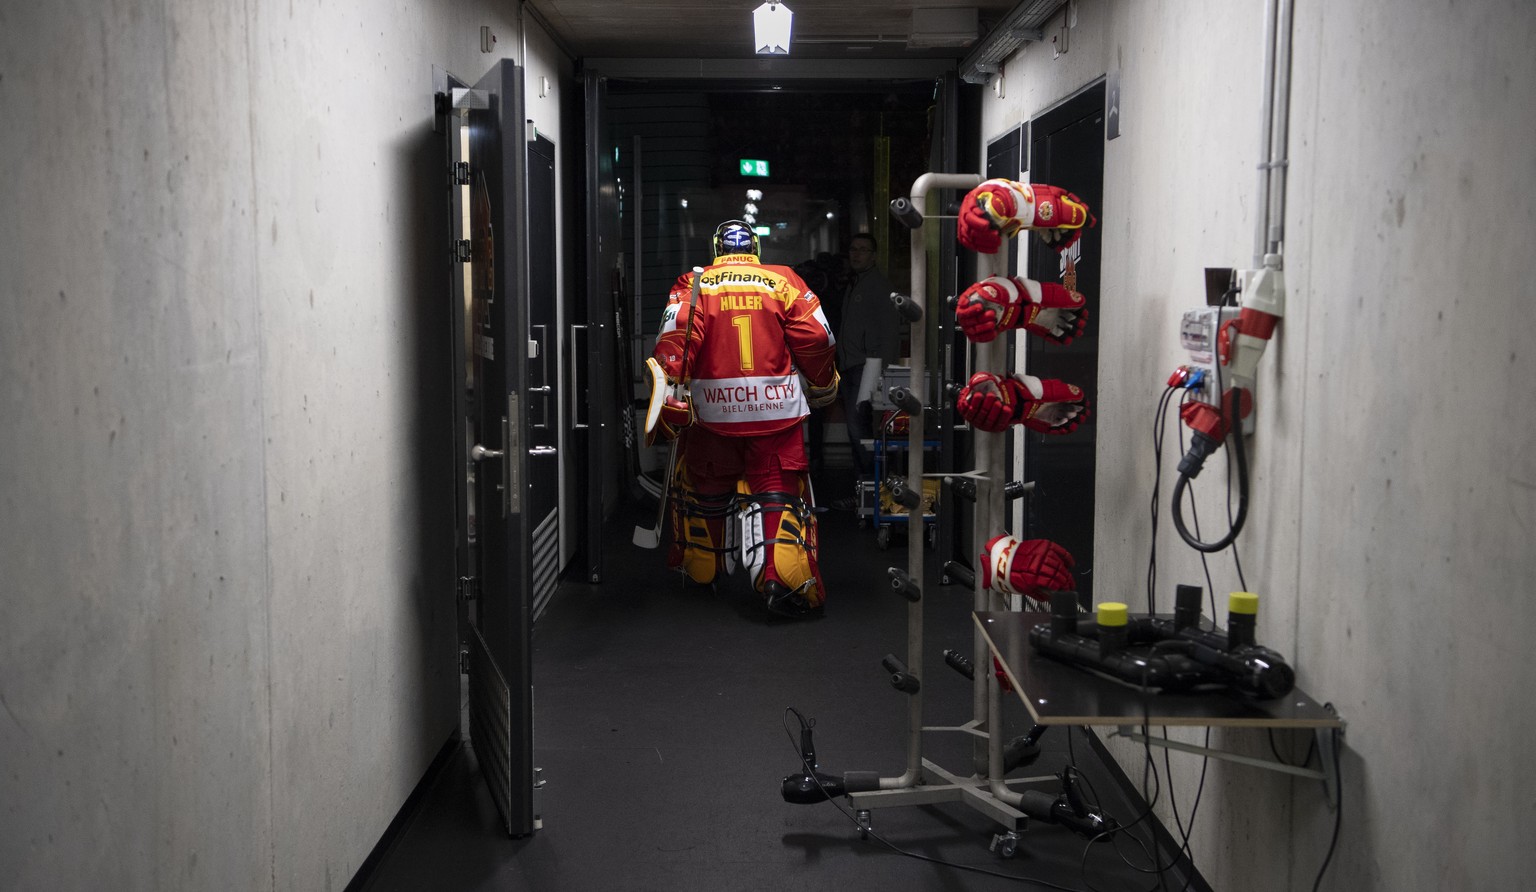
[{"xmin": 861, "ymin": 410, "xmax": 939, "ymax": 550}]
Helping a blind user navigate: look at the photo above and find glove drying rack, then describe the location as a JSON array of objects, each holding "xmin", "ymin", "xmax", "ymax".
[{"xmin": 835, "ymin": 172, "xmax": 1056, "ymax": 846}]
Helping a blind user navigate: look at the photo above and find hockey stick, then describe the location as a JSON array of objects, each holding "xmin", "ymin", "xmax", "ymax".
[{"xmin": 632, "ymin": 266, "xmax": 704, "ymax": 548}]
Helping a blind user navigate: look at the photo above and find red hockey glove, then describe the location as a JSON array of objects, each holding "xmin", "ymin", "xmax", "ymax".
[
  {"xmin": 992, "ymin": 657, "xmax": 1014, "ymax": 694},
  {"xmin": 1027, "ymin": 184, "xmax": 1095, "ymax": 253},
  {"xmin": 954, "ymin": 276, "xmax": 1088, "ymax": 345},
  {"xmin": 805, "ymin": 368, "xmax": 841, "ymax": 410},
  {"xmin": 957, "ymin": 179, "xmax": 1033, "ymax": 254},
  {"xmin": 981, "ymin": 535, "xmax": 1076, "ymax": 601},
  {"xmin": 955, "ymin": 371, "xmax": 1025, "ymax": 432},
  {"xmin": 957, "ymin": 373, "xmax": 1088, "ymax": 435},
  {"xmin": 1016, "ymin": 375, "xmax": 1090, "ymax": 435},
  {"xmin": 957, "ymin": 181, "xmax": 1096, "ymax": 255}
]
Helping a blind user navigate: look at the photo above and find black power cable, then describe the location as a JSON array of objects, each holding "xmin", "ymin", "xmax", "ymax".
[
  {"xmin": 1147, "ymin": 384, "xmax": 1181, "ymax": 615},
  {"xmin": 1146, "ymin": 380, "xmax": 1227, "ymax": 890},
  {"xmin": 1164, "ymin": 474, "xmax": 1221, "ymax": 891},
  {"xmin": 1170, "ymin": 384, "xmax": 1250, "ymax": 553},
  {"xmin": 1311, "ymin": 727, "xmax": 1344, "ymax": 892}
]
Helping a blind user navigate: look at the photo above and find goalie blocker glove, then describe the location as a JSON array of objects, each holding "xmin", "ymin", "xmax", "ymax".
[{"xmin": 642, "ymin": 356, "xmax": 695, "ymax": 446}]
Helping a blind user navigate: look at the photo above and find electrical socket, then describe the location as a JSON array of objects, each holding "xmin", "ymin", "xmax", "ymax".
[{"xmin": 1179, "ymin": 305, "xmax": 1254, "ymax": 434}]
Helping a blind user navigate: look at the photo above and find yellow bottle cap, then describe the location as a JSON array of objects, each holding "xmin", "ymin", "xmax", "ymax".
[
  {"xmin": 1097, "ymin": 602, "xmax": 1129, "ymax": 627},
  {"xmin": 1229, "ymin": 592, "xmax": 1259, "ymax": 615}
]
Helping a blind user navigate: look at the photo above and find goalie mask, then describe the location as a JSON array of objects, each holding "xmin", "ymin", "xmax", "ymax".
[{"xmin": 713, "ymin": 219, "xmax": 760, "ymax": 258}]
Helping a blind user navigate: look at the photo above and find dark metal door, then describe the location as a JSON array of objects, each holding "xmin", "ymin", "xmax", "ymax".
[
  {"xmin": 577, "ymin": 71, "xmax": 620, "ymax": 583},
  {"xmin": 444, "ymin": 59, "xmax": 538, "ymax": 838},
  {"xmin": 526, "ymin": 133, "xmax": 561, "ymax": 619},
  {"xmin": 1025, "ymin": 81, "xmax": 1106, "ymax": 606}
]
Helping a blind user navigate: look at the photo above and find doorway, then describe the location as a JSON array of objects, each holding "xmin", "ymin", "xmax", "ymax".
[
  {"xmin": 589, "ymin": 80, "xmax": 946, "ymax": 521},
  {"xmin": 1022, "ymin": 81, "xmax": 1106, "ymax": 606}
]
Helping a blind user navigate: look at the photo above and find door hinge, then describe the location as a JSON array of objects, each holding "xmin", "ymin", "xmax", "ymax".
[
  {"xmin": 454, "ymin": 239, "xmax": 472, "ymax": 262},
  {"xmin": 457, "ymin": 575, "xmax": 481, "ymax": 602},
  {"xmin": 451, "ymin": 161, "xmax": 471, "ymax": 185}
]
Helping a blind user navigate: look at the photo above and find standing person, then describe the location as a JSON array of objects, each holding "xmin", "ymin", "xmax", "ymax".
[
  {"xmin": 794, "ymin": 252, "xmax": 846, "ymax": 485},
  {"xmin": 648, "ymin": 220, "xmax": 840, "ymax": 619},
  {"xmin": 832, "ymin": 232, "xmax": 900, "ymax": 510}
]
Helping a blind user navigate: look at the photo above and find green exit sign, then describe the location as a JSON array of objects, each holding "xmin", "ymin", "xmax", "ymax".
[{"xmin": 739, "ymin": 158, "xmax": 770, "ymax": 177}]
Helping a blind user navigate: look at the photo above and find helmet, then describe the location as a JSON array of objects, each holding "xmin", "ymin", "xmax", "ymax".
[{"xmin": 713, "ymin": 220, "xmax": 759, "ymax": 257}]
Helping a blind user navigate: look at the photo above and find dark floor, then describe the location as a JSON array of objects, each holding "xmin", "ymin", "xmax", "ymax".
[{"xmin": 357, "ymin": 481, "xmax": 1207, "ymax": 892}]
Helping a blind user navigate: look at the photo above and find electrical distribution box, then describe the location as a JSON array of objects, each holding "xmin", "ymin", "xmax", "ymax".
[{"xmin": 1179, "ymin": 305, "xmax": 1254, "ymax": 434}]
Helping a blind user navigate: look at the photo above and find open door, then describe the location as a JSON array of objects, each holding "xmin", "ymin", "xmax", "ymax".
[
  {"xmin": 526, "ymin": 131, "xmax": 561, "ymax": 619},
  {"xmin": 576, "ymin": 69, "xmax": 621, "ymax": 583},
  {"xmin": 1024, "ymin": 81, "xmax": 1106, "ymax": 606},
  {"xmin": 443, "ymin": 59, "xmax": 539, "ymax": 838}
]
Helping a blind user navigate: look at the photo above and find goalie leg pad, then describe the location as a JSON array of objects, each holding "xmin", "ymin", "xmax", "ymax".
[
  {"xmin": 666, "ymin": 448, "xmax": 737, "ymax": 584},
  {"xmin": 680, "ymin": 489, "xmax": 735, "ymax": 584},
  {"xmin": 738, "ymin": 485, "xmax": 822, "ymax": 608},
  {"xmin": 733, "ymin": 428, "xmax": 824, "ymax": 607}
]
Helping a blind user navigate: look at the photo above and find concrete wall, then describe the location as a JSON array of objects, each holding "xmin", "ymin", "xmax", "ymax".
[
  {"xmin": 0, "ymin": 1, "xmax": 567, "ymax": 889},
  {"xmin": 981, "ymin": 0, "xmax": 1536, "ymax": 889}
]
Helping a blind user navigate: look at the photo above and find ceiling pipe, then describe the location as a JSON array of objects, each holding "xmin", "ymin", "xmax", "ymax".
[{"xmin": 958, "ymin": 0, "xmax": 1067, "ymax": 84}]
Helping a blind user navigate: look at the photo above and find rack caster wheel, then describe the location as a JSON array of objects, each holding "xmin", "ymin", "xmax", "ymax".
[
  {"xmin": 989, "ymin": 830, "xmax": 1021, "ymax": 859},
  {"xmin": 856, "ymin": 809, "xmax": 872, "ymax": 840},
  {"xmin": 875, "ymin": 527, "xmax": 891, "ymax": 550}
]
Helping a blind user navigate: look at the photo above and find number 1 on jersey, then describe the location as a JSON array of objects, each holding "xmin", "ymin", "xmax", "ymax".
[{"xmin": 731, "ymin": 315, "xmax": 755, "ymax": 370}]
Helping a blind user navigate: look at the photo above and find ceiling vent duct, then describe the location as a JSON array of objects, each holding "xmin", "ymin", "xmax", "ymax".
[
  {"xmin": 959, "ymin": 0, "xmax": 1067, "ymax": 83},
  {"xmin": 907, "ymin": 8, "xmax": 979, "ymax": 48}
]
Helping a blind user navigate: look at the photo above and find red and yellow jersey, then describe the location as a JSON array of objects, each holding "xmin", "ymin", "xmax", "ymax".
[{"xmin": 654, "ymin": 253, "xmax": 837, "ymax": 437}]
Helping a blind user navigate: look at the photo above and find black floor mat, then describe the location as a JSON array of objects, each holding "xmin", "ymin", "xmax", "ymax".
[{"xmin": 357, "ymin": 493, "xmax": 1206, "ymax": 892}]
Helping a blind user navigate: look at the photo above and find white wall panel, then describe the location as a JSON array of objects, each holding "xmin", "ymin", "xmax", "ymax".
[{"xmin": 0, "ymin": 0, "xmax": 552, "ymax": 888}]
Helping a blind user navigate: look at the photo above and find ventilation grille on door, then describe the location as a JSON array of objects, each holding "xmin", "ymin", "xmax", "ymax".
[
  {"xmin": 531, "ymin": 508, "xmax": 560, "ymax": 621},
  {"xmin": 468, "ymin": 624, "xmax": 514, "ymax": 835}
]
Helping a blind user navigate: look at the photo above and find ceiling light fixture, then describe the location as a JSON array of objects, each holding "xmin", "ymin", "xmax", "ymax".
[{"xmin": 754, "ymin": 1, "xmax": 793, "ymax": 55}]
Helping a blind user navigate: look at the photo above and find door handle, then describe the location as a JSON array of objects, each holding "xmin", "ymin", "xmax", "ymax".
[
  {"xmin": 470, "ymin": 444, "xmax": 504, "ymax": 461},
  {"xmin": 470, "ymin": 408, "xmax": 513, "ymax": 518},
  {"xmin": 529, "ymin": 385, "xmax": 553, "ymax": 430},
  {"xmin": 505, "ymin": 395, "xmax": 519, "ymax": 515},
  {"xmin": 531, "ymin": 324, "xmax": 552, "ymax": 430},
  {"xmin": 568, "ymin": 323, "xmax": 583, "ymax": 426},
  {"xmin": 529, "ymin": 446, "xmax": 557, "ymax": 456},
  {"xmin": 532, "ymin": 324, "xmax": 550, "ymax": 387}
]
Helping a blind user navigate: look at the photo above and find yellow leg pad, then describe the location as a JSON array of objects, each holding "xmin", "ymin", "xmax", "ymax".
[
  {"xmin": 770, "ymin": 509, "xmax": 822, "ymax": 607},
  {"xmin": 681, "ymin": 514, "xmax": 719, "ymax": 584}
]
